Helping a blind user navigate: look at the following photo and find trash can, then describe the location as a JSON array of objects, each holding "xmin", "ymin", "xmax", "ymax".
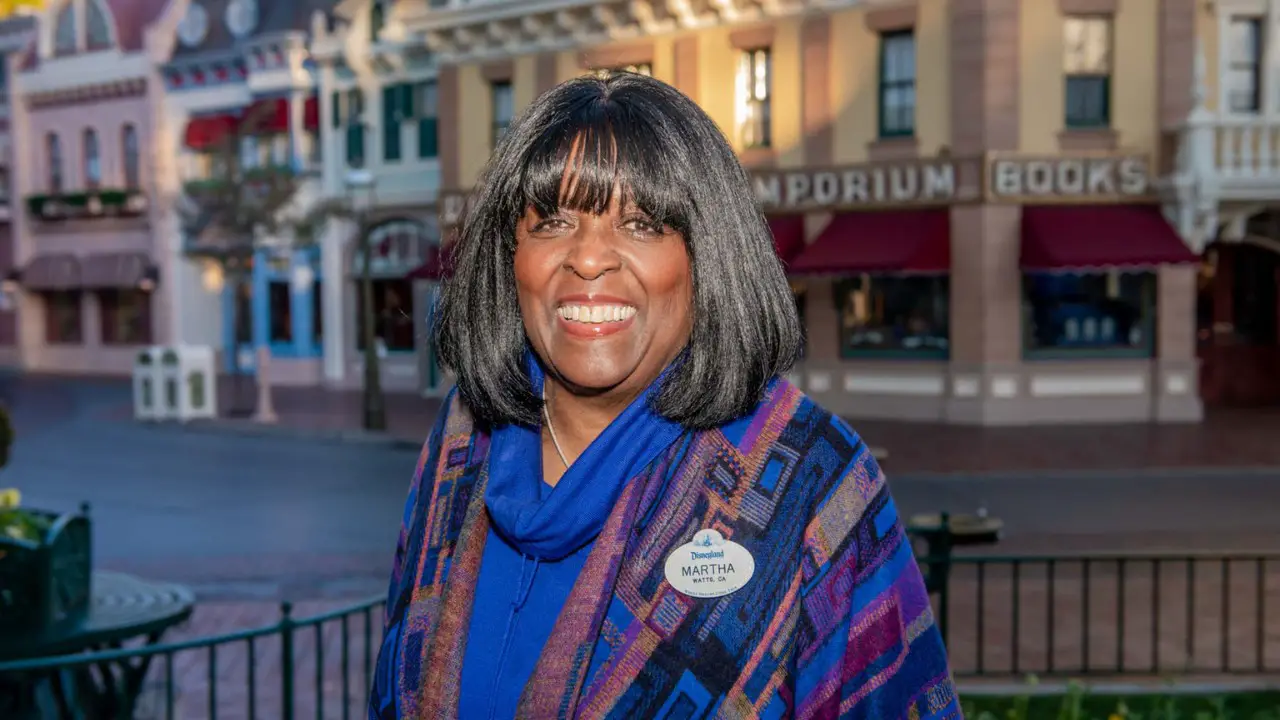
[
  {"xmin": 176, "ymin": 345, "xmax": 218, "ymax": 422},
  {"xmin": 132, "ymin": 347, "xmax": 162, "ymax": 421},
  {"xmin": 158, "ymin": 348, "xmax": 182, "ymax": 421}
]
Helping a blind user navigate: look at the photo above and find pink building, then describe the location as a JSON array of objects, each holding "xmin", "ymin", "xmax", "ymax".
[
  {"xmin": 8, "ymin": 0, "xmax": 182, "ymax": 375},
  {"xmin": 0, "ymin": 15, "xmax": 36, "ymax": 370}
]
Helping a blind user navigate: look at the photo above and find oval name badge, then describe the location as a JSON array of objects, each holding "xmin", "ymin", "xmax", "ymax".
[{"xmin": 663, "ymin": 528, "xmax": 755, "ymax": 599}]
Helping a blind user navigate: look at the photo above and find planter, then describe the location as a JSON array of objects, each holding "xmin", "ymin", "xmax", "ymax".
[{"xmin": 0, "ymin": 505, "xmax": 93, "ymax": 644}]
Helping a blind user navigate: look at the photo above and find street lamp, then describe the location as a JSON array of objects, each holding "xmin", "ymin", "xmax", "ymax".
[{"xmin": 344, "ymin": 131, "xmax": 386, "ymax": 432}]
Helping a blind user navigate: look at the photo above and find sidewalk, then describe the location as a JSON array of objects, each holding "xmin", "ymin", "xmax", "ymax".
[{"xmin": 202, "ymin": 380, "xmax": 1280, "ymax": 475}]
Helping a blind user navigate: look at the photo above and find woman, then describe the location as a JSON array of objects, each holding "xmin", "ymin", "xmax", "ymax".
[{"xmin": 371, "ymin": 72, "xmax": 959, "ymax": 719}]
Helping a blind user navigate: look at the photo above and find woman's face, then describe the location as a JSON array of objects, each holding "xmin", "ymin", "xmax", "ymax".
[{"xmin": 514, "ymin": 197, "xmax": 693, "ymax": 399}]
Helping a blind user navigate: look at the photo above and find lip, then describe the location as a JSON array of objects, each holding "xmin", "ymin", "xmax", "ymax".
[{"xmin": 555, "ymin": 293, "xmax": 635, "ymax": 307}]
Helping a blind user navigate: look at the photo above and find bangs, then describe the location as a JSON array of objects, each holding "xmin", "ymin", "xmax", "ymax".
[{"xmin": 516, "ymin": 101, "xmax": 694, "ymax": 233}]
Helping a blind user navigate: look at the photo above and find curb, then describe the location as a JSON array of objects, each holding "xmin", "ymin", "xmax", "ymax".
[
  {"xmin": 957, "ymin": 677, "xmax": 1280, "ymax": 696},
  {"xmin": 137, "ymin": 418, "xmax": 423, "ymax": 451}
]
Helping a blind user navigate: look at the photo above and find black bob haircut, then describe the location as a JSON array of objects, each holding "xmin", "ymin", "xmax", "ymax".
[{"xmin": 433, "ymin": 71, "xmax": 802, "ymax": 430}]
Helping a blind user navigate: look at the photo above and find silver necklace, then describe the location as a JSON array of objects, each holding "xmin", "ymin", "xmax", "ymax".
[{"xmin": 542, "ymin": 387, "xmax": 570, "ymax": 468}]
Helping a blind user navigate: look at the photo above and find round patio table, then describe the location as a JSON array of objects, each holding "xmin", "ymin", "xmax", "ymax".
[{"xmin": 0, "ymin": 570, "xmax": 195, "ymax": 719}]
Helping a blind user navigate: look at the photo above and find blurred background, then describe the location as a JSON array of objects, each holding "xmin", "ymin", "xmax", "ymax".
[{"xmin": 0, "ymin": 0, "xmax": 1278, "ymax": 717}]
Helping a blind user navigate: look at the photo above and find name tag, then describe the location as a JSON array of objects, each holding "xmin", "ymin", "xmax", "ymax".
[{"xmin": 663, "ymin": 529, "xmax": 755, "ymax": 599}]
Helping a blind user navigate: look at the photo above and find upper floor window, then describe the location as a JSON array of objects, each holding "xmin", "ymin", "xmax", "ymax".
[
  {"xmin": 54, "ymin": 3, "xmax": 77, "ymax": 55},
  {"xmin": 371, "ymin": 1, "xmax": 386, "ymax": 42},
  {"xmin": 878, "ymin": 30, "xmax": 916, "ymax": 138},
  {"xmin": 122, "ymin": 124, "xmax": 139, "ymax": 188},
  {"xmin": 382, "ymin": 84, "xmax": 404, "ymax": 162},
  {"xmin": 47, "ymin": 133, "xmax": 63, "ymax": 193},
  {"xmin": 491, "ymin": 81, "xmax": 513, "ymax": 149},
  {"xmin": 86, "ymin": 0, "xmax": 111, "ymax": 50},
  {"xmin": 83, "ymin": 128, "xmax": 100, "ymax": 188},
  {"xmin": 1228, "ymin": 17, "xmax": 1264, "ymax": 113},
  {"xmin": 735, "ymin": 48, "xmax": 771, "ymax": 149},
  {"xmin": 417, "ymin": 80, "xmax": 439, "ymax": 159},
  {"xmin": 344, "ymin": 89, "xmax": 367, "ymax": 167},
  {"xmin": 1063, "ymin": 16, "xmax": 1112, "ymax": 128}
]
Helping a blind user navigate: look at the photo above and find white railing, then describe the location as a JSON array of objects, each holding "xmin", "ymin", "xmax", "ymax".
[{"xmin": 1212, "ymin": 118, "xmax": 1280, "ymax": 180}]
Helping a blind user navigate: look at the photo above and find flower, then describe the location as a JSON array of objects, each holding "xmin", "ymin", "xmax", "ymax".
[{"xmin": 0, "ymin": 488, "xmax": 19, "ymax": 509}]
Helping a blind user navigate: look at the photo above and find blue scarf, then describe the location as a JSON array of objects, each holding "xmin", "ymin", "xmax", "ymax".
[{"xmin": 483, "ymin": 355, "xmax": 684, "ymax": 561}]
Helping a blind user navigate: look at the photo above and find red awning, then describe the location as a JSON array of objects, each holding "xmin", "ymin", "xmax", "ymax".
[
  {"xmin": 788, "ymin": 209, "xmax": 950, "ymax": 275},
  {"xmin": 768, "ymin": 215, "xmax": 805, "ymax": 266},
  {"xmin": 243, "ymin": 97, "xmax": 289, "ymax": 133},
  {"xmin": 407, "ymin": 245, "xmax": 454, "ymax": 281},
  {"xmin": 183, "ymin": 115, "xmax": 238, "ymax": 150},
  {"xmin": 1021, "ymin": 205, "xmax": 1200, "ymax": 271},
  {"xmin": 304, "ymin": 95, "xmax": 319, "ymax": 131}
]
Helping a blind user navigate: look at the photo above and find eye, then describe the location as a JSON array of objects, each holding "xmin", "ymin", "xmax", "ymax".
[
  {"xmin": 621, "ymin": 214, "xmax": 664, "ymax": 237},
  {"xmin": 529, "ymin": 215, "xmax": 572, "ymax": 234}
]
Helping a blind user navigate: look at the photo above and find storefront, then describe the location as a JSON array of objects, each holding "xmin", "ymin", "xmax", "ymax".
[
  {"xmin": 221, "ymin": 245, "xmax": 324, "ymax": 384},
  {"xmin": 756, "ymin": 153, "xmax": 1202, "ymax": 425}
]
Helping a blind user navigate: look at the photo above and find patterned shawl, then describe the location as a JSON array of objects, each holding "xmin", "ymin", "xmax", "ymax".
[{"xmin": 370, "ymin": 380, "xmax": 961, "ymax": 719}]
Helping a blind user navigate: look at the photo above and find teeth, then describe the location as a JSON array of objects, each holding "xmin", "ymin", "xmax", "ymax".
[{"xmin": 557, "ymin": 304, "xmax": 637, "ymax": 324}]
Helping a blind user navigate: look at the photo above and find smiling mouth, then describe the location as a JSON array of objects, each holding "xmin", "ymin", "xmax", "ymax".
[{"xmin": 556, "ymin": 304, "xmax": 637, "ymax": 324}]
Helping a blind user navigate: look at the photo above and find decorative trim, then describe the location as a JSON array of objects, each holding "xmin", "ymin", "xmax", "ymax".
[
  {"xmin": 866, "ymin": 136, "xmax": 920, "ymax": 162},
  {"xmin": 480, "ymin": 59, "xmax": 514, "ymax": 82},
  {"xmin": 25, "ymin": 77, "xmax": 147, "ymax": 108},
  {"xmin": 578, "ymin": 41, "xmax": 654, "ymax": 70},
  {"xmin": 864, "ymin": 3, "xmax": 918, "ymax": 32},
  {"xmin": 1056, "ymin": 128, "xmax": 1119, "ymax": 151},
  {"xmin": 728, "ymin": 25, "xmax": 775, "ymax": 51},
  {"xmin": 1058, "ymin": 0, "xmax": 1119, "ymax": 13}
]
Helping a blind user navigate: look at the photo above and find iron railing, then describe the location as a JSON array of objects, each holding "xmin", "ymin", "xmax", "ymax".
[
  {"xmin": 0, "ymin": 594, "xmax": 386, "ymax": 719},
  {"xmin": 934, "ymin": 552, "xmax": 1280, "ymax": 678},
  {"xmin": 3, "ymin": 551, "xmax": 1279, "ymax": 718}
]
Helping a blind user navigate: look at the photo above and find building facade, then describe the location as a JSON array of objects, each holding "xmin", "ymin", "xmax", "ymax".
[
  {"xmin": 8, "ymin": 0, "xmax": 177, "ymax": 375},
  {"xmin": 0, "ymin": 15, "xmax": 35, "ymax": 370},
  {"xmin": 399, "ymin": 0, "xmax": 1214, "ymax": 426}
]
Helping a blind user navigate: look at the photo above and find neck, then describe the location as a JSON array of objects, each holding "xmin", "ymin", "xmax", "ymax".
[{"xmin": 543, "ymin": 379, "xmax": 641, "ymax": 465}]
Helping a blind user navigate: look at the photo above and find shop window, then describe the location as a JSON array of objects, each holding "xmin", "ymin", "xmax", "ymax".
[
  {"xmin": 1022, "ymin": 270, "xmax": 1155, "ymax": 357},
  {"xmin": 1063, "ymin": 16, "xmax": 1112, "ymax": 128},
  {"xmin": 234, "ymin": 278, "xmax": 252, "ymax": 345},
  {"xmin": 878, "ymin": 31, "xmax": 916, "ymax": 138},
  {"xmin": 44, "ymin": 291, "xmax": 82, "ymax": 345},
  {"xmin": 356, "ymin": 278, "xmax": 415, "ymax": 353},
  {"xmin": 99, "ymin": 290, "xmax": 151, "ymax": 345},
  {"xmin": 735, "ymin": 48, "xmax": 771, "ymax": 149},
  {"xmin": 1228, "ymin": 17, "xmax": 1264, "ymax": 113},
  {"xmin": 835, "ymin": 275, "xmax": 949, "ymax": 358},
  {"xmin": 417, "ymin": 80, "xmax": 439, "ymax": 159},
  {"xmin": 83, "ymin": 128, "xmax": 100, "ymax": 189},
  {"xmin": 47, "ymin": 133, "xmax": 63, "ymax": 193},
  {"xmin": 491, "ymin": 81, "xmax": 513, "ymax": 149},
  {"xmin": 268, "ymin": 280, "xmax": 293, "ymax": 344},
  {"xmin": 122, "ymin": 124, "xmax": 139, "ymax": 189},
  {"xmin": 313, "ymin": 280, "xmax": 324, "ymax": 343}
]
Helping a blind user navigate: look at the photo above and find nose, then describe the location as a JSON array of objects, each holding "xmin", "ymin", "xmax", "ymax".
[{"xmin": 562, "ymin": 217, "xmax": 622, "ymax": 280}]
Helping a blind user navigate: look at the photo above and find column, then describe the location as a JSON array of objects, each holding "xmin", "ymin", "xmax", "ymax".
[
  {"xmin": 321, "ymin": 219, "xmax": 346, "ymax": 383},
  {"xmin": 288, "ymin": 89, "xmax": 307, "ymax": 172},
  {"xmin": 944, "ymin": 0, "xmax": 1024, "ymax": 425},
  {"xmin": 291, "ymin": 249, "xmax": 314, "ymax": 358},
  {"xmin": 1154, "ymin": 265, "xmax": 1203, "ymax": 421}
]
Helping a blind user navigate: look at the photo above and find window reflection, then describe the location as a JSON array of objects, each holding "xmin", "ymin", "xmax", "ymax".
[
  {"xmin": 1022, "ymin": 270, "xmax": 1155, "ymax": 356},
  {"xmin": 835, "ymin": 275, "xmax": 949, "ymax": 357}
]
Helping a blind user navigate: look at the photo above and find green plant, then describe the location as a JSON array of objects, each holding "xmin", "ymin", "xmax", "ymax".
[{"xmin": 0, "ymin": 489, "xmax": 49, "ymax": 543}]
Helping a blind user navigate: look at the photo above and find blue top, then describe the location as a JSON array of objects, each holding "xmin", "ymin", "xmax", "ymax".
[{"xmin": 456, "ymin": 359, "xmax": 684, "ymax": 720}]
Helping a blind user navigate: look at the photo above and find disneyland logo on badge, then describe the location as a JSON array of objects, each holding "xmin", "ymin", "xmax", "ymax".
[{"xmin": 752, "ymin": 161, "xmax": 958, "ymax": 211}]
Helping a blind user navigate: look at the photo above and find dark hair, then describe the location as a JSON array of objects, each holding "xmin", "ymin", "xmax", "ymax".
[{"xmin": 433, "ymin": 71, "xmax": 801, "ymax": 430}]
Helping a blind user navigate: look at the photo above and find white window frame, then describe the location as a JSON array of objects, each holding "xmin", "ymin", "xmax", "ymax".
[{"xmin": 1217, "ymin": 0, "xmax": 1278, "ymax": 116}]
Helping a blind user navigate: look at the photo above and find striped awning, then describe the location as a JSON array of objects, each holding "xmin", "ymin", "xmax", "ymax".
[
  {"xmin": 21, "ymin": 254, "xmax": 81, "ymax": 291},
  {"xmin": 80, "ymin": 252, "xmax": 151, "ymax": 289}
]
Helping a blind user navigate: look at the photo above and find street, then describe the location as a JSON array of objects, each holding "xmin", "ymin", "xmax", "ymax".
[{"xmin": 6, "ymin": 376, "xmax": 1280, "ymax": 603}]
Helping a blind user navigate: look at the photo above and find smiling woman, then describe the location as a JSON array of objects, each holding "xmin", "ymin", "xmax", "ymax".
[{"xmin": 370, "ymin": 72, "xmax": 959, "ymax": 720}]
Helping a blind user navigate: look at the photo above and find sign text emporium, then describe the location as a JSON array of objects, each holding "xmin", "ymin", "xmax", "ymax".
[{"xmin": 753, "ymin": 162, "xmax": 958, "ymax": 211}]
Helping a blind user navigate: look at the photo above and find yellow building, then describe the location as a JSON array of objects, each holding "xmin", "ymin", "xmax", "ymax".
[{"xmin": 332, "ymin": 0, "xmax": 1214, "ymax": 425}]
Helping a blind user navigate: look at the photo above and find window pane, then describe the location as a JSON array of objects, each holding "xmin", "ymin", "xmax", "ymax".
[
  {"xmin": 1064, "ymin": 17, "xmax": 1111, "ymax": 73},
  {"xmin": 1230, "ymin": 17, "xmax": 1262, "ymax": 64},
  {"xmin": 356, "ymin": 279, "xmax": 416, "ymax": 353},
  {"xmin": 1065, "ymin": 75, "xmax": 1108, "ymax": 127},
  {"xmin": 419, "ymin": 81, "xmax": 438, "ymax": 117},
  {"xmin": 234, "ymin": 279, "xmax": 252, "ymax": 344},
  {"xmin": 835, "ymin": 275, "xmax": 950, "ymax": 357},
  {"xmin": 1228, "ymin": 68, "xmax": 1260, "ymax": 112},
  {"xmin": 883, "ymin": 34, "xmax": 916, "ymax": 83},
  {"xmin": 123, "ymin": 125, "xmax": 139, "ymax": 188},
  {"xmin": 54, "ymin": 4, "xmax": 76, "ymax": 54},
  {"xmin": 100, "ymin": 290, "xmax": 151, "ymax": 345},
  {"xmin": 87, "ymin": 0, "xmax": 112, "ymax": 48},
  {"xmin": 313, "ymin": 280, "xmax": 324, "ymax": 343},
  {"xmin": 418, "ymin": 116, "xmax": 439, "ymax": 158},
  {"xmin": 84, "ymin": 130, "xmax": 100, "ymax": 187},
  {"xmin": 268, "ymin": 281, "xmax": 292, "ymax": 343},
  {"xmin": 1023, "ymin": 271, "xmax": 1155, "ymax": 354},
  {"xmin": 44, "ymin": 291, "xmax": 83, "ymax": 344}
]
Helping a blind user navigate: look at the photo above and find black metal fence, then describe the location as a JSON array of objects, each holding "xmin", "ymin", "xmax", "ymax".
[
  {"xmin": 3, "ymin": 551, "xmax": 1279, "ymax": 717},
  {"xmin": 936, "ymin": 552, "xmax": 1280, "ymax": 678},
  {"xmin": 0, "ymin": 596, "xmax": 386, "ymax": 719}
]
